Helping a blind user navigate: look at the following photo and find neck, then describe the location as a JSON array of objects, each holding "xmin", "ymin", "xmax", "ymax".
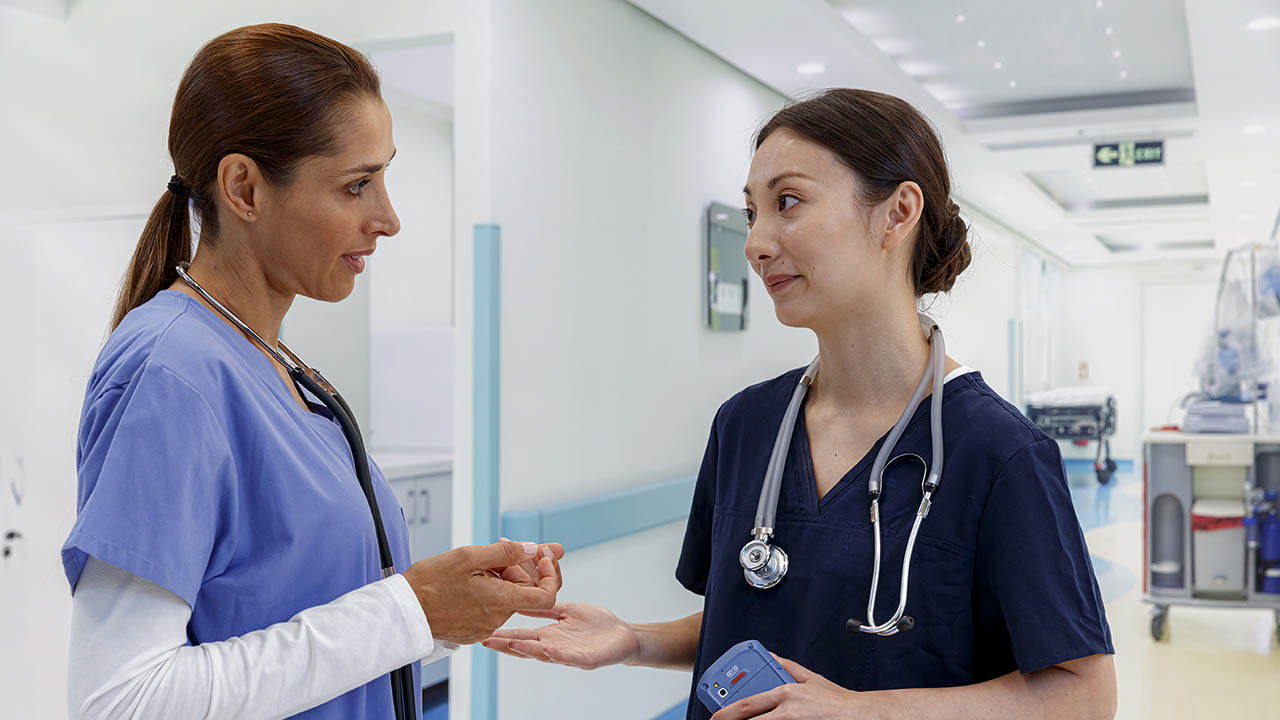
[
  {"xmin": 179, "ymin": 241, "xmax": 293, "ymax": 352},
  {"xmin": 808, "ymin": 301, "xmax": 933, "ymax": 414}
]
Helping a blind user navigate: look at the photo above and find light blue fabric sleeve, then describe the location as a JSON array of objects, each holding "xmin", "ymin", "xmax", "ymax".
[{"xmin": 62, "ymin": 362, "xmax": 238, "ymax": 607}]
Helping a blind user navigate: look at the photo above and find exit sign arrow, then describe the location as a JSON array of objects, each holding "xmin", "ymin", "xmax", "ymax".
[{"xmin": 1095, "ymin": 146, "xmax": 1120, "ymax": 165}]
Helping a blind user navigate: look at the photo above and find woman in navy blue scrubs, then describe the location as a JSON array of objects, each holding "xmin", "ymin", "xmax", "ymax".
[{"xmin": 485, "ymin": 89, "xmax": 1116, "ymax": 719}]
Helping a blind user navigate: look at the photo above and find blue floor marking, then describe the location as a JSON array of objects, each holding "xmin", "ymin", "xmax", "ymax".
[{"xmin": 1066, "ymin": 468, "xmax": 1141, "ymax": 602}]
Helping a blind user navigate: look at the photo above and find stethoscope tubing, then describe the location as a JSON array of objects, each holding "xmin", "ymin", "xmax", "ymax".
[{"xmin": 176, "ymin": 263, "xmax": 416, "ymax": 720}]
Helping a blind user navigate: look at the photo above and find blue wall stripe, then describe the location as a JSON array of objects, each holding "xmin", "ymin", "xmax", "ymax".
[
  {"xmin": 472, "ymin": 224, "xmax": 501, "ymax": 720},
  {"xmin": 1064, "ymin": 458, "xmax": 1135, "ymax": 474},
  {"xmin": 653, "ymin": 701, "xmax": 689, "ymax": 720},
  {"xmin": 501, "ymin": 475, "xmax": 697, "ymax": 552}
]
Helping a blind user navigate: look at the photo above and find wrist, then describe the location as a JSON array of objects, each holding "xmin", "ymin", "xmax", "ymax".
[{"xmin": 620, "ymin": 621, "xmax": 649, "ymax": 667}]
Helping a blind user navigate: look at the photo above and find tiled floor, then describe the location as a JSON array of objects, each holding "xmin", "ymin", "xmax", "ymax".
[{"xmin": 1068, "ymin": 469, "xmax": 1280, "ymax": 719}]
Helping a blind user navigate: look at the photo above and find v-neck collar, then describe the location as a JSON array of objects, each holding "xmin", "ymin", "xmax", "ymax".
[
  {"xmin": 160, "ymin": 290, "xmax": 338, "ymax": 424},
  {"xmin": 791, "ymin": 377, "xmax": 962, "ymax": 515}
]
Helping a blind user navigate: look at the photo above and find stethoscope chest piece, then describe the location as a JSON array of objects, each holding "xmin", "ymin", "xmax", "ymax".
[{"xmin": 740, "ymin": 537, "xmax": 788, "ymax": 590}]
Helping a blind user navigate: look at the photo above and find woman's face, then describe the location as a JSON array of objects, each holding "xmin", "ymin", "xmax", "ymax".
[
  {"xmin": 250, "ymin": 96, "xmax": 401, "ymax": 303},
  {"xmin": 742, "ymin": 128, "xmax": 914, "ymax": 331}
]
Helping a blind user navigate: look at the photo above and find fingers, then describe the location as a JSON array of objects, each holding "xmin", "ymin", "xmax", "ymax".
[
  {"xmin": 485, "ymin": 627, "xmax": 543, "ymax": 641},
  {"xmin": 515, "ymin": 604, "xmax": 569, "ymax": 620},
  {"xmin": 500, "ymin": 564, "xmax": 534, "ymax": 585},
  {"xmin": 501, "ymin": 576, "xmax": 558, "ymax": 611},
  {"xmin": 710, "ymin": 686, "xmax": 784, "ymax": 720},
  {"xmin": 770, "ymin": 653, "xmax": 814, "ymax": 683},
  {"xmin": 470, "ymin": 539, "xmax": 540, "ymax": 569}
]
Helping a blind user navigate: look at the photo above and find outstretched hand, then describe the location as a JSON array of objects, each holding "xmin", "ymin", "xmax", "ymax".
[{"xmin": 482, "ymin": 602, "xmax": 642, "ymax": 670}]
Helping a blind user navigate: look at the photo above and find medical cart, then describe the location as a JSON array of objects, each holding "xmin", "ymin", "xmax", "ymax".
[
  {"xmin": 1142, "ymin": 432, "xmax": 1280, "ymax": 644},
  {"xmin": 1027, "ymin": 388, "xmax": 1118, "ymax": 485}
]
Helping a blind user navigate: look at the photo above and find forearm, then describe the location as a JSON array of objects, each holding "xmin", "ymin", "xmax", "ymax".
[
  {"xmin": 625, "ymin": 612, "xmax": 702, "ymax": 671},
  {"xmin": 874, "ymin": 655, "xmax": 1116, "ymax": 720},
  {"xmin": 70, "ymin": 558, "xmax": 450, "ymax": 719}
]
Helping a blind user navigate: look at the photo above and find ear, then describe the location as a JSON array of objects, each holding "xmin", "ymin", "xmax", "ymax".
[
  {"xmin": 216, "ymin": 153, "xmax": 265, "ymax": 223},
  {"xmin": 879, "ymin": 181, "xmax": 924, "ymax": 253}
]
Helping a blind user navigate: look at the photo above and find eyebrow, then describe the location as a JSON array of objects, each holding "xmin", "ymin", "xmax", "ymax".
[
  {"xmin": 742, "ymin": 171, "xmax": 817, "ymax": 196},
  {"xmin": 340, "ymin": 148, "xmax": 397, "ymax": 176}
]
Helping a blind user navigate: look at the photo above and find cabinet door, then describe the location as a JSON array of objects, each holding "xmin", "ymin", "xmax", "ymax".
[
  {"xmin": 386, "ymin": 476, "xmax": 418, "ymax": 559},
  {"xmin": 414, "ymin": 473, "xmax": 453, "ymax": 562}
]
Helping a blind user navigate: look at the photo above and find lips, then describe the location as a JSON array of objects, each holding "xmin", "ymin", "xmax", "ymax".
[
  {"xmin": 341, "ymin": 247, "xmax": 375, "ymax": 274},
  {"xmin": 764, "ymin": 273, "xmax": 800, "ymax": 292}
]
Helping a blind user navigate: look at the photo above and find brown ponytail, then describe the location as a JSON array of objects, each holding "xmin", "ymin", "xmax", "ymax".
[
  {"xmin": 110, "ymin": 23, "xmax": 381, "ymax": 330},
  {"xmin": 111, "ymin": 185, "xmax": 193, "ymax": 330}
]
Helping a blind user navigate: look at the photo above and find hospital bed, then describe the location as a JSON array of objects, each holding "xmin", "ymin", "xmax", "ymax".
[{"xmin": 1026, "ymin": 387, "xmax": 1118, "ymax": 485}]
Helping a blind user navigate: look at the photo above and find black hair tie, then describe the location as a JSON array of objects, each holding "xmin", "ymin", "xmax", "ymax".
[{"xmin": 167, "ymin": 175, "xmax": 191, "ymax": 198}]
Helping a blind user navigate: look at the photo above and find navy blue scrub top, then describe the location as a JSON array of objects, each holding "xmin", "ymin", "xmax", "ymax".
[{"xmin": 676, "ymin": 368, "xmax": 1112, "ymax": 718}]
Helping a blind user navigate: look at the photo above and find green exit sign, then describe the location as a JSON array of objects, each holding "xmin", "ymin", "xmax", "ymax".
[{"xmin": 1094, "ymin": 140, "xmax": 1164, "ymax": 167}]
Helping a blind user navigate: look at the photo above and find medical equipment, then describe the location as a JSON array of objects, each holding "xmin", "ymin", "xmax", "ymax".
[
  {"xmin": 1025, "ymin": 388, "xmax": 1118, "ymax": 484},
  {"xmin": 740, "ymin": 314, "xmax": 946, "ymax": 638},
  {"xmin": 176, "ymin": 263, "xmax": 417, "ymax": 720},
  {"xmin": 1142, "ymin": 432, "xmax": 1280, "ymax": 645},
  {"xmin": 1192, "ymin": 245, "xmax": 1280, "ymax": 406},
  {"xmin": 696, "ymin": 639, "xmax": 795, "ymax": 712}
]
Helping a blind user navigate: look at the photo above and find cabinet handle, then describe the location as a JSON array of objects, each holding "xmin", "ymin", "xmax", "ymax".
[
  {"xmin": 406, "ymin": 489, "xmax": 417, "ymax": 527},
  {"xmin": 420, "ymin": 489, "xmax": 430, "ymax": 525}
]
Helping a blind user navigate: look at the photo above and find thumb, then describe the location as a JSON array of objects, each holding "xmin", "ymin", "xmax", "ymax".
[
  {"xmin": 770, "ymin": 653, "xmax": 815, "ymax": 683},
  {"xmin": 471, "ymin": 539, "xmax": 539, "ymax": 569}
]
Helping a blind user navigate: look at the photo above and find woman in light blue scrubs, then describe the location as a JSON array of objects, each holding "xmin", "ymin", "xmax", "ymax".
[
  {"xmin": 61, "ymin": 24, "xmax": 562, "ymax": 719},
  {"xmin": 485, "ymin": 90, "xmax": 1118, "ymax": 719}
]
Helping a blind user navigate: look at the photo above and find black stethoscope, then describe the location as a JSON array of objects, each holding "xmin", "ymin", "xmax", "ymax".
[
  {"xmin": 176, "ymin": 263, "xmax": 417, "ymax": 720},
  {"xmin": 739, "ymin": 314, "xmax": 947, "ymax": 637}
]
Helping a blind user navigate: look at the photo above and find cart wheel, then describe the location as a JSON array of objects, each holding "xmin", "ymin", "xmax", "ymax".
[
  {"xmin": 1150, "ymin": 607, "xmax": 1168, "ymax": 642},
  {"xmin": 1105, "ymin": 459, "xmax": 1117, "ymax": 473},
  {"xmin": 1096, "ymin": 468, "xmax": 1113, "ymax": 485}
]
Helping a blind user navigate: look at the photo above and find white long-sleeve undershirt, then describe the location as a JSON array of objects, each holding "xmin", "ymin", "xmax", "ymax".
[{"xmin": 69, "ymin": 557, "xmax": 456, "ymax": 720}]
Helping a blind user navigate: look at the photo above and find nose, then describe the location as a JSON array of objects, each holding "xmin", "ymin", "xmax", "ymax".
[
  {"xmin": 369, "ymin": 186, "xmax": 401, "ymax": 238},
  {"xmin": 743, "ymin": 223, "xmax": 779, "ymax": 273}
]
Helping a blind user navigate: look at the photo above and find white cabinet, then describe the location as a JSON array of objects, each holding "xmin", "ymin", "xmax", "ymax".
[{"xmin": 377, "ymin": 452, "xmax": 453, "ymax": 691}]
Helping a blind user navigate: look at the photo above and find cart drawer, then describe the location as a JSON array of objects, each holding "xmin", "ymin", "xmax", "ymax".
[{"xmin": 1186, "ymin": 441, "xmax": 1253, "ymax": 467}]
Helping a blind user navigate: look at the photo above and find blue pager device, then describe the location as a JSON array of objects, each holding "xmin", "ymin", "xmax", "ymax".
[{"xmin": 696, "ymin": 639, "xmax": 796, "ymax": 712}]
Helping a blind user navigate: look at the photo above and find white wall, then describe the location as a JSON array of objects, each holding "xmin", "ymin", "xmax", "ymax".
[
  {"xmin": 1054, "ymin": 260, "xmax": 1220, "ymax": 460},
  {"xmin": 488, "ymin": 1, "xmax": 796, "ymax": 716}
]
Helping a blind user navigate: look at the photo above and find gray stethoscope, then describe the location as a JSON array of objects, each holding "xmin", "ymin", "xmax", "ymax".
[
  {"xmin": 739, "ymin": 314, "xmax": 946, "ymax": 638},
  {"xmin": 176, "ymin": 263, "xmax": 418, "ymax": 720}
]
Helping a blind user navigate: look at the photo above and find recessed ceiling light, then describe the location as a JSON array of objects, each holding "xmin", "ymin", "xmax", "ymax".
[
  {"xmin": 956, "ymin": 14, "xmax": 966, "ymax": 23},
  {"xmin": 1009, "ymin": 80, "xmax": 1018, "ymax": 88},
  {"xmin": 993, "ymin": 60, "xmax": 1003, "ymax": 70},
  {"xmin": 1095, "ymin": 0, "xmax": 1104, "ymax": 7},
  {"xmin": 1120, "ymin": 70, "xmax": 1128, "ymax": 79},
  {"xmin": 1105, "ymin": 26, "xmax": 1114, "ymax": 35},
  {"xmin": 1247, "ymin": 17, "xmax": 1280, "ymax": 31},
  {"xmin": 1113, "ymin": 49, "xmax": 1122, "ymax": 58},
  {"xmin": 1244, "ymin": 123, "xmax": 1268, "ymax": 134},
  {"xmin": 1241, "ymin": 179, "xmax": 1259, "ymax": 188},
  {"xmin": 976, "ymin": 39, "xmax": 986, "ymax": 48},
  {"xmin": 796, "ymin": 62, "xmax": 826, "ymax": 75}
]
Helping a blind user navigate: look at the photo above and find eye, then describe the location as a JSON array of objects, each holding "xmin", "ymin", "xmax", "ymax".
[
  {"xmin": 742, "ymin": 207, "xmax": 755, "ymax": 227},
  {"xmin": 348, "ymin": 178, "xmax": 373, "ymax": 197},
  {"xmin": 777, "ymin": 194, "xmax": 799, "ymax": 212}
]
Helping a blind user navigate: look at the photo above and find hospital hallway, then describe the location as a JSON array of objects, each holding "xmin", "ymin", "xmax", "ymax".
[{"xmin": 1066, "ymin": 463, "xmax": 1280, "ymax": 718}]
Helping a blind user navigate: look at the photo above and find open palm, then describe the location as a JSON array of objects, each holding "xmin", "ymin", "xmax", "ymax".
[{"xmin": 482, "ymin": 602, "xmax": 640, "ymax": 670}]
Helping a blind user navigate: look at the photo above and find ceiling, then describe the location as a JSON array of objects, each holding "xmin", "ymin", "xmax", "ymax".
[{"xmin": 627, "ymin": 0, "xmax": 1280, "ymax": 266}]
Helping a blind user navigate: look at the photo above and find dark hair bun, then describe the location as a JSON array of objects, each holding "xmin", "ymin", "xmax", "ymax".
[{"xmin": 918, "ymin": 201, "xmax": 971, "ymax": 295}]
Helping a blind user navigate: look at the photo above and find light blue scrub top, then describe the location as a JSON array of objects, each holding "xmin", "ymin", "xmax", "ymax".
[{"xmin": 61, "ymin": 290, "xmax": 419, "ymax": 719}]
